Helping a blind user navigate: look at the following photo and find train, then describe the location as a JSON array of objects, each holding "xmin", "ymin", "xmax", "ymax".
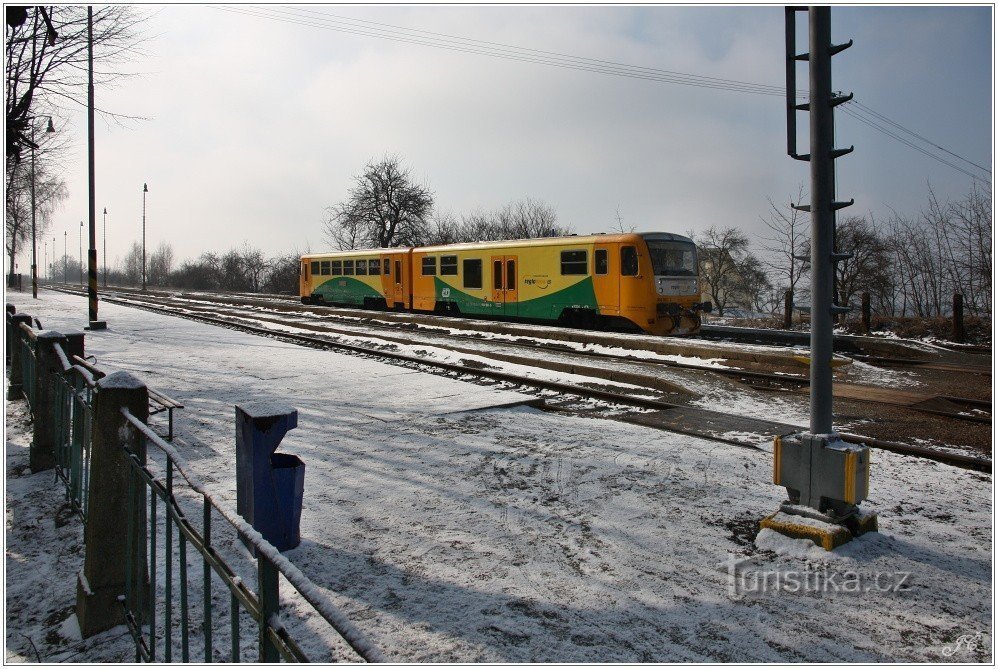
[{"xmin": 299, "ymin": 232, "xmax": 711, "ymax": 335}]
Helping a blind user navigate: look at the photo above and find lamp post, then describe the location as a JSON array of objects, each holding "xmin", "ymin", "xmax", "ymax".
[
  {"xmin": 43, "ymin": 241, "xmax": 47, "ymax": 283},
  {"xmin": 28, "ymin": 115, "xmax": 55, "ymax": 298},
  {"xmin": 52, "ymin": 236, "xmax": 55, "ymax": 282},
  {"xmin": 63, "ymin": 231, "xmax": 67, "ymax": 283},
  {"xmin": 142, "ymin": 182, "xmax": 148, "ymax": 291},
  {"xmin": 102, "ymin": 207, "xmax": 107, "ymax": 287},
  {"xmin": 79, "ymin": 221, "xmax": 83, "ymax": 286},
  {"xmin": 85, "ymin": 6, "xmax": 105, "ymax": 329}
]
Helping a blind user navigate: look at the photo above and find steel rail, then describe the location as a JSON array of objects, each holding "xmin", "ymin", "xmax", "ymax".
[
  {"xmin": 87, "ymin": 291, "xmax": 991, "ymax": 473},
  {"xmin": 105, "ymin": 290, "xmax": 992, "ymax": 427}
]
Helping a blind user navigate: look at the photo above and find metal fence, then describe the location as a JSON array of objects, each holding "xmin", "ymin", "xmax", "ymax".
[
  {"xmin": 52, "ymin": 345, "xmax": 95, "ymax": 523},
  {"xmin": 118, "ymin": 409, "xmax": 382, "ymax": 662},
  {"xmin": 16, "ymin": 323, "xmax": 37, "ymax": 415},
  {"xmin": 6, "ymin": 308, "xmax": 384, "ymax": 663}
]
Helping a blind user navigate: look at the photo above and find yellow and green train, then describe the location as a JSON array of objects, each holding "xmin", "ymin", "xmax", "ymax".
[{"xmin": 300, "ymin": 232, "xmax": 710, "ymax": 335}]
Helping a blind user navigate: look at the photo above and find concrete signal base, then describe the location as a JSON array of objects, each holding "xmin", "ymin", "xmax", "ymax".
[{"xmin": 760, "ymin": 505, "xmax": 879, "ymax": 551}]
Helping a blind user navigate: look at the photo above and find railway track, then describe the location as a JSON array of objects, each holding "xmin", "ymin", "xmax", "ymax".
[
  {"xmin": 44, "ymin": 285, "xmax": 991, "ymax": 472},
  {"xmin": 51, "ymin": 283, "xmax": 992, "ymax": 371},
  {"xmin": 55, "ymin": 285, "xmax": 991, "ymax": 426}
]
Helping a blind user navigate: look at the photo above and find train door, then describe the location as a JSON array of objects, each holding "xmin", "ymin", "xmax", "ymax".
[
  {"xmin": 592, "ymin": 243, "xmax": 618, "ymax": 315},
  {"xmin": 300, "ymin": 260, "xmax": 309, "ymax": 298},
  {"xmin": 504, "ymin": 256, "xmax": 518, "ymax": 317},
  {"xmin": 490, "ymin": 255, "xmax": 518, "ymax": 316},
  {"xmin": 394, "ymin": 259, "xmax": 404, "ymax": 309}
]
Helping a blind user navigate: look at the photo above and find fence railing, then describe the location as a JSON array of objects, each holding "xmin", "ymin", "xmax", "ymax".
[
  {"xmin": 6, "ymin": 305, "xmax": 384, "ymax": 663},
  {"xmin": 53, "ymin": 342, "xmax": 95, "ymax": 523},
  {"xmin": 16, "ymin": 323, "xmax": 38, "ymax": 415}
]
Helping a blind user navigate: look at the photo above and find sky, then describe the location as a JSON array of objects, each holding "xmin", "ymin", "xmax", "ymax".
[{"xmin": 25, "ymin": 4, "xmax": 994, "ymax": 274}]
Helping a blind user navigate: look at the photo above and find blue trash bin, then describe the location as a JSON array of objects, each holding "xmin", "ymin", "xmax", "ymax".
[
  {"xmin": 235, "ymin": 403, "xmax": 305, "ymax": 551},
  {"xmin": 269, "ymin": 452, "xmax": 305, "ymax": 550}
]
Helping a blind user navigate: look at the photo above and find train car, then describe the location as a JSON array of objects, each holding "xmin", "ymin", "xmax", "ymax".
[
  {"xmin": 300, "ymin": 248, "xmax": 411, "ymax": 309},
  {"xmin": 409, "ymin": 232, "xmax": 709, "ymax": 335}
]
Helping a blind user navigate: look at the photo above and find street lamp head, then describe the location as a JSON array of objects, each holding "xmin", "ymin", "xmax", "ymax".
[
  {"xmin": 45, "ymin": 118, "xmax": 54, "ymax": 133},
  {"xmin": 143, "ymin": 183, "xmax": 148, "ymax": 193},
  {"xmin": 103, "ymin": 207, "xmax": 107, "ymax": 215}
]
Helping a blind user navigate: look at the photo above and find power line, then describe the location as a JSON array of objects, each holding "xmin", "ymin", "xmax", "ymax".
[
  {"xmin": 840, "ymin": 103, "xmax": 990, "ymax": 184},
  {"xmin": 208, "ymin": 4, "xmax": 789, "ymax": 97},
  {"xmin": 850, "ymin": 100, "xmax": 991, "ymax": 175},
  {"xmin": 286, "ymin": 4, "xmax": 790, "ymax": 95},
  {"xmin": 210, "ymin": 4, "xmax": 989, "ymax": 183}
]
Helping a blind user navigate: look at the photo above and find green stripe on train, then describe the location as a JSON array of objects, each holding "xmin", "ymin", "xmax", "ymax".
[
  {"xmin": 434, "ymin": 276, "xmax": 598, "ymax": 319},
  {"xmin": 313, "ymin": 276, "xmax": 383, "ymax": 305}
]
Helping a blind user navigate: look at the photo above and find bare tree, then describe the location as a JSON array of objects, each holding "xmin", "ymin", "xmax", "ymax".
[
  {"xmin": 612, "ymin": 205, "xmax": 634, "ymax": 233},
  {"xmin": 833, "ymin": 216, "xmax": 892, "ymax": 321},
  {"xmin": 240, "ymin": 245, "xmax": 269, "ymax": 292},
  {"xmin": 324, "ymin": 155, "xmax": 433, "ymax": 249},
  {"xmin": 5, "ymin": 145, "xmax": 68, "ymax": 283},
  {"xmin": 121, "ymin": 242, "xmax": 143, "ymax": 285},
  {"xmin": 6, "ymin": 5, "xmax": 145, "ymax": 162},
  {"xmin": 694, "ymin": 225, "xmax": 752, "ymax": 317},
  {"xmin": 147, "ymin": 241, "xmax": 174, "ymax": 286},
  {"xmin": 262, "ymin": 251, "xmax": 304, "ymax": 294},
  {"xmin": 759, "ymin": 185, "xmax": 810, "ymax": 320}
]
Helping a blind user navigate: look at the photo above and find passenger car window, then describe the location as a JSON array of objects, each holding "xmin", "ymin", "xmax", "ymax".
[
  {"xmin": 493, "ymin": 260, "xmax": 503, "ymax": 289},
  {"xmin": 331, "ymin": 260, "xmax": 342, "ymax": 275},
  {"xmin": 369, "ymin": 259, "xmax": 380, "ymax": 275},
  {"xmin": 621, "ymin": 246, "xmax": 638, "ymax": 276},
  {"xmin": 440, "ymin": 255, "xmax": 458, "ymax": 276},
  {"xmin": 422, "ymin": 257, "xmax": 437, "ymax": 276},
  {"xmin": 343, "ymin": 259, "xmax": 354, "ymax": 275},
  {"xmin": 355, "ymin": 259, "xmax": 368, "ymax": 275},
  {"xmin": 384, "ymin": 259, "xmax": 390, "ymax": 275},
  {"xmin": 320, "ymin": 261, "xmax": 330, "ymax": 275},
  {"xmin": 560, "ymin": 250, "xmax": 588, "ymax": 275},
  {"xmin": 310, "ymin": 261, "xmax": 319, "ymax": 275},
  {"xmin": 595, "ymin": 249, "xmax": 608, "ymax": 275},
  {"xmin": 463, "ymin": 259, "xmax": 482, "ymax": 289}
]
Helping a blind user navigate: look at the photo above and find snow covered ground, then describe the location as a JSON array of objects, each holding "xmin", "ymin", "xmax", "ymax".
[{"xmin": 5, "ymin": 291, "xmax": 993, "ymax": 662}]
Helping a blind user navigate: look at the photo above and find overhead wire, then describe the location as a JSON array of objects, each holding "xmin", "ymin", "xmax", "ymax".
[
  {"xmin": 209, "ymin": 4, "xmax": 990, "ymax": 184},
  {"xmin": 208, "ymin": 4, "xmax": 789, "ymax": 97},
  {"xmin": 839, "ymin": 103, "xmax": 990, "ymax": 184}
]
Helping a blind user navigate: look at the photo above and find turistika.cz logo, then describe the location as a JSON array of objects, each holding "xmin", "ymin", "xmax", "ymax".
[{"xmin": 724, "ymin": 554, "xmax": 912, "ymax": 600}]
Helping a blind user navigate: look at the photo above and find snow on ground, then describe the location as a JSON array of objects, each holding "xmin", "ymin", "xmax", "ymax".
[{"xmin": 5, "ymin": 291, "xmax": 993, "ymax": 662}]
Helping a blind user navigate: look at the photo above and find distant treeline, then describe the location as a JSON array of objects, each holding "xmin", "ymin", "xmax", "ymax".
[{"xmin": 47, "ymin": 243, "xmax": 302, "ymax": 295}]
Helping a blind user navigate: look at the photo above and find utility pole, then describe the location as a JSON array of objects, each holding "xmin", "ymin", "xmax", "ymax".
[
  {"xmin": 763, "ymin": 6, "xmax": 876, "ymax": 551},
  {"xmin": 29, "ymin": 116, "xmax": 54, "ymax": 298},
  {"xmin": 142, "ymin": 183, "xmax": 148, "ymax": 291},
  {"xmin": 86, "ymin": 6, "xmax": 106, "ymax": 329},
  {"xmin": 102, "ymin": 207, "xmax": 107, "ymax": 288}
]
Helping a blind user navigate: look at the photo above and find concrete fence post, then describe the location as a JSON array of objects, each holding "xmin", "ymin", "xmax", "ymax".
[
  {"xmin": 861, "ymin": 292, "xmax": 871, "ymax": 334},
  {"xmin": 31, "ymin": 330, "xmax": 68, "ymax": 472},
  {"xmin": 76, "ymin": 371, "xmax": 149, "ymax": 638},
  {"xmin": 7, "ymin": 314, "xmax": 32, "ymax": 400},
  {"xmin": 5, "ymin": 303, "xmax": 16, "ymax": 365},
  {"xmin": 952, "ymin": 293, "xmax": 965, "ymax": 343}
]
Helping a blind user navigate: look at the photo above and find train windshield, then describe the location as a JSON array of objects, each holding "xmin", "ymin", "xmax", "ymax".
[{"xmin": 647, "ymin": 240, "xmax": 697, "ymax": 277}]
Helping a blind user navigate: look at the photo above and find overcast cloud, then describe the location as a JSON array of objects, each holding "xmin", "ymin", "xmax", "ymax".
[{"xmin": 27, "ymin": 4, "xmax": 992, "ymax": 272}]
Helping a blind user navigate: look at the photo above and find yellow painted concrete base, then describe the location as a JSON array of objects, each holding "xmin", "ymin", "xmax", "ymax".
[{"xmin": 759, "ymin": 510, "xmax": 879, "ymax": 551}]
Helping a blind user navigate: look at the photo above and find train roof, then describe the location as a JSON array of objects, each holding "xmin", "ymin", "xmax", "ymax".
[
  {"xmin": 302, "ymin": 232, "xmax": 695, "ymax": 259},
  {"xmin": 301, "ymin": 248, "xmax": 409, "ymax": 260}
]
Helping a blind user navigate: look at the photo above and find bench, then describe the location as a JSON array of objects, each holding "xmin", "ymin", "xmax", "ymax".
[
  {"xmin": 71, "ymin": 355, "xmax": 184, "ymax": 441},
  {"xmin": 147, "ymin": 387, "xmax": 184, "ymax": 441}
]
